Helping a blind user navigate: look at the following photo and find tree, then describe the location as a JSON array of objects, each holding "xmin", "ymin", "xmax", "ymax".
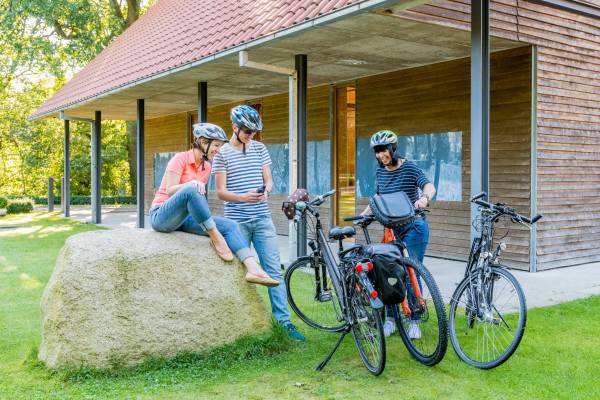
[{"xmin": 0, "ymin": 0, "xmax": 154, "ymax": 197}]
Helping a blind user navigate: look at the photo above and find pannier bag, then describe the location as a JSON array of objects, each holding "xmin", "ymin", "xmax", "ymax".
[
  {"xmin": 369, "ymin": 191, "xmax": 415, "ymax": 229},
  {"xmin": 363, "ymin": 244, "xmax": 407, "ymax": 304}
]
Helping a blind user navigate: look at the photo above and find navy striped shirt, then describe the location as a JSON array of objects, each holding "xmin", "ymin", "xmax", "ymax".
[
  {"xmin": 375, "ymin": 160, "xmax": 430, "ymax": 204},
  {"xmin": 211, "ymin": 141, "xmax": 271, "ymax": 221}
]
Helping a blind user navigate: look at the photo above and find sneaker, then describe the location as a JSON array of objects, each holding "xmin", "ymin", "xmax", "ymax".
[
  {"xmin": 282, "ymin": 322, "xmax": 305, "ymax": 342},
  {"xmin": 408, "ymin": 321, "xmax": 421, "ymax": 340},
  {"xmin": 383, "ymin": 318, "xmax": 396, "ymax": 337}
]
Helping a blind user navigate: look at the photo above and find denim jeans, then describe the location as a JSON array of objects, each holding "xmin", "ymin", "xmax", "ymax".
[
  {"xmin": 395, "ymin": 217, "xmax": 429, "ymax": 264},
  {"xmin": 149, "ymin": 185, "xmax": 252, "ymax": 261},
  {"xmin": 237, "ymin": 216, "xmax": 291, "ymax": 324},
  {"xmin": 392, "ymin": 217, "xmax": 430, "ymax": 321}
]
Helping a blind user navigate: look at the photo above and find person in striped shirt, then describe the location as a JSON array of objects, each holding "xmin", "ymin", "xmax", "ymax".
[
  {"xmin": 213, "ymin": 105, "xmax": 305, "ymax": 342},
  {"xmin": 362, "ymin": 130, "xmax": 436, "ymax": 339}
]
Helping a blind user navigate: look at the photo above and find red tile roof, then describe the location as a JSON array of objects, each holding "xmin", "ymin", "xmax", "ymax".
[{"xmin": 32, "ymin": 0, "xmax": 370, "ymax": 119}]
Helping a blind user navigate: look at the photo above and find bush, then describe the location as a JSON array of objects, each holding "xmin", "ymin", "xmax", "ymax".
[
  {"xmin": 0, "ymin": 196, "xmax": 7, "ymax": 208},
  {"xmin": 13, "ymin": 195, "xmax": 136, "ymax": 206},
  {"xmin": 7, "ymin": 198, "xmax": 34, "ymax": 214}
]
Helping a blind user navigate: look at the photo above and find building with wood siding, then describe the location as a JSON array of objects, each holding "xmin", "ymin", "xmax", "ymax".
[{"xmin": 32, "ymin": 0, "xmax": 600, "ymax": 272}]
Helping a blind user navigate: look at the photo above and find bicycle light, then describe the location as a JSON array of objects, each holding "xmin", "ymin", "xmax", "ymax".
[
  {"xmin": 355, "ymin": 263, "xmax": 364, "ymax": 273},
  {"xmin": 366, "ymin": 262, "xmax": 374, "ymax": 271},
  {"xmin": 370, "ymin": 290, "xmax": 378, "ymax": 299}
]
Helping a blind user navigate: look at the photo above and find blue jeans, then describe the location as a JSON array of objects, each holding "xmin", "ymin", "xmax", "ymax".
[
  {"xmin": 393, "ymin": 217, "xmax": 430, "ymax": 321},
  {"xmin": 237, "ymin": 216, "xmax": 291, "ymax": 324},
  {"xmin": 394, "ymin": 217, "xmax": 429, "ymax": 264},
  {"xmin": 149, "ymin": 185, "xmax": 252, "ymax": 261}
]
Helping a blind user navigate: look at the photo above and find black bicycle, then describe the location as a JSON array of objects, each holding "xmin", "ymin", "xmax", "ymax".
[
  {"xmin": 285, "ymin": 190, "xmax": 386, "ymax": 375},
  {"xmin": 344, "ymin": 212, "xmax": 448, "ymax": 366},
  {"xmin": 449, "ymin": 192, "xmax": 542, "ymax": 369}
]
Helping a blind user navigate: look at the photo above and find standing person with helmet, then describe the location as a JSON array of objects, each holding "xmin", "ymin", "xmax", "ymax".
[
  {"xmin": 362, "ymin": 130, "xmax": 436, "ymax": 339},
  {"xmin": 149, "ymin": 122, "xmax": 278, "ymax": 287},
  {"xmin": 213, "ymin": 105, "xmax": 305, "ymax": 342}
]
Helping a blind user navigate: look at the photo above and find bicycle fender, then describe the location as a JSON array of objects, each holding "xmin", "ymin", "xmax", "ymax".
[{"xmin": 357, "ymin": 272, "xmax": 384, "ymax": 309}]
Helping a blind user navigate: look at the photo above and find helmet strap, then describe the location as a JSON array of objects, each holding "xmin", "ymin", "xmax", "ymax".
[{"xmin": 234, "ymin": 128, "xmax": 247, "ymax": 155}]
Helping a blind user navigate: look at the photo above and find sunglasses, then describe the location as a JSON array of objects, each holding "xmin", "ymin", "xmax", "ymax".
[{"xmin": 239, "ymin": 127, "xmax": 257, "ymax": 136}]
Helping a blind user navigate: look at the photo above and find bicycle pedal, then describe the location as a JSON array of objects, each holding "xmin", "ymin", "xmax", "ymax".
[{"xmin": 317, "ymin": 291, "xmax": 333, "ymax": 302}]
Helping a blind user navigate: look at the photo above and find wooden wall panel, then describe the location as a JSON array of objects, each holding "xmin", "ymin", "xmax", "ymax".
[
  {"xmin": 395, "ymin": 0, "xmax": 600, "ymax": 269},
  {"xmin": 144, "ymin": 113, "xmax": 188, "ymax": 211},
  {"xmin": 356, "ymin": 46, "xmax": 532, "ymax": 269}
]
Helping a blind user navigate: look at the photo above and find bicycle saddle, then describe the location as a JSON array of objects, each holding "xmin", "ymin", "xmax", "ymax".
[{"xmin": 328, "ymin": 226, "xmax": 356, "ymax": 240}]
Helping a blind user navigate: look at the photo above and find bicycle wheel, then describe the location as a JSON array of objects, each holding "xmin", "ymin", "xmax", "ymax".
[
  {"xmin": 285, "ymin": 256, "xmax": 345, "ymax": 332},
  {"xmin": 449, "ymin": 265, "xmax": 526, "ymax": 369},
  {"xmin": 350, "ymin": 275, "xmax": 386, "ymax": 375},
  {"xmin": 394, "ymin": 258, "xmax": 448, "ymax": 366}
]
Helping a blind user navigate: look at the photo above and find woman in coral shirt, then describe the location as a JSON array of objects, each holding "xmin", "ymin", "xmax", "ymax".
[{"xmin": 150, "ymin": 123, "xmax": 278, "ymax": 287}]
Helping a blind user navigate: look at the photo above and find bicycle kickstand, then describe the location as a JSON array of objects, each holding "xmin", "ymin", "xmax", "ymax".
[{"xmin": 315, "ymin": 325, "xmax": 351, "ymax": 371}]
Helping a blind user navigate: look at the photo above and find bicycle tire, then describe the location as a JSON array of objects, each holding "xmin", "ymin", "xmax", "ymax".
[
  {"xmin": 350, "ymin": 275, "xmax": 386, "ymax": 375},
  {"xmin": 285, "ymin": 256, "xmax": 346, "ymax": 332},
  {"xmin": 449, "ymin": 265, "xmax": 526, "ymax": 369},
  {"xmin": 394, "ymin": 258, "xmax": 448, "ymax": 366}
]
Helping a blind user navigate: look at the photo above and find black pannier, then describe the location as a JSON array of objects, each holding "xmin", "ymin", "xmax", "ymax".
[
  {"xmin": 369, "ymin": 191, "xmax": 415, "ymax": 229},
  {"xmin": 363, "ymin": 244, "xmax": 407, "ymax": 305}
]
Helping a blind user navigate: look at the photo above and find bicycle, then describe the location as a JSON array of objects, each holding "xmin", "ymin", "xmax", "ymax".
[
  {"xmin": 284, "ymin": 190, "xmax": 386, "ymax": 375},
  {"xmin": 344, "ymin": 212, "xmax": 448, "ymax": 366},
  {"xmin": 448, "ymin": 192, "xmax": 542, "ymax": 369}
]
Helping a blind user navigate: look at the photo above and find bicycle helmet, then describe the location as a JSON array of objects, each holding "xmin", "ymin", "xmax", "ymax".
[
  {"xmin": 230, "ymin": 105, "xmax": 263, "ymax": 131},
  {"xmin": 230, "ymin": 105, "xmax": 263, "ymax": 155},
  {"xmin": 282, "ymin": 189, "xmax": 309, "ymax": 220},
  {"xmin": 192, "ymin": 122, "xmax": 228, "ymax": 170},
  {"xmin": 370, "ymin": 130, "xmax": 397, "ymax": 148},
  {"xmin": 193, "ymin": 122, "xmax": 229, "ymax": 142}
]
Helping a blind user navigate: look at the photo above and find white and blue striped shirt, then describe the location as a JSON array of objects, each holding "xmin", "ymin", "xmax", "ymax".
[{"xmin": 212, "ymin": 141, "xmax": 271, "ymax": 221}]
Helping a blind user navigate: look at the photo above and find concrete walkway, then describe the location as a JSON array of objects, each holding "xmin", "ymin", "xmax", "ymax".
[{"xmin": 57, "ymin": 206, "xmax": 600, "ymax": 309}]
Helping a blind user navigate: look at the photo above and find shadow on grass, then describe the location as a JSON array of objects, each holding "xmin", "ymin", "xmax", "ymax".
[{"xmin": 25, "ymin": 321, "xmax": 293, "ymax": 385}]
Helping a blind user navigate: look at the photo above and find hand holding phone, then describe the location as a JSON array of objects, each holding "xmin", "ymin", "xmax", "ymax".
[{"xmin": 256, "ymin": 185, "xmax": 266, "ymax": 194}]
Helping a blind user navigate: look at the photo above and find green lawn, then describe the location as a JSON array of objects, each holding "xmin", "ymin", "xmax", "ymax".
[{"xmin": 1, "ymin": 212, "xmax": 598, "ymax": 399}]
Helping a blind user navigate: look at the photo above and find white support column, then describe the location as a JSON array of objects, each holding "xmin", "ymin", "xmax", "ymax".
[{"xmin": 288, "ymin": 73, "xmax": 298, "ymax": 262}]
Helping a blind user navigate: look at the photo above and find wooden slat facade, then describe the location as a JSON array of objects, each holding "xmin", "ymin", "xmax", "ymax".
[
  {"xmin": 392, "ymin": 0, "xmax": 600, "ymax": 269},
  {"xmin": 355, "ymin": 46, "xmax": 533, "ymax": 269}
]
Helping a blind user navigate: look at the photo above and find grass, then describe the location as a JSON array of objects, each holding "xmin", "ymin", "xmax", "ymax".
[{"xmin": 0, "ymin": 212, "xmax": 599, "ymax": 399}]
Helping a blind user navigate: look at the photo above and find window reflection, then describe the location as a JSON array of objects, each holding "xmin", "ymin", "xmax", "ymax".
[{"xmin": 356, "ymin": 131, "xmax": 462, "ymax": 201}]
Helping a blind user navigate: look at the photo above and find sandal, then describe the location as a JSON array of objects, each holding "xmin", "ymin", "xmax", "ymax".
[
  {"xmin": 210, "ymin": 241, "xmax": 234, "ymax": 262},
  {"xmin": 245, "ymin": 272, "xmax": 279, "ymax": 287}
]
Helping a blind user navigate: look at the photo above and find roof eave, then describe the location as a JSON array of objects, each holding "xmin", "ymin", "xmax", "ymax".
[{"xmin": 30, "ymin": 0, "xmax": 424, "ymax": 121}]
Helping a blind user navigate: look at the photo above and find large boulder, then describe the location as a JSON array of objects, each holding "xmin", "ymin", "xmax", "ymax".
[{"xmin": 39, "ymin": 228, "xmax": 271, "ymax": 370}]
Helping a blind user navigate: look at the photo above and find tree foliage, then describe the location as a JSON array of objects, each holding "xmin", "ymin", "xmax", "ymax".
[{"xmin": 0, "ymin": 0, "xmax": 153, "ymax": 196}]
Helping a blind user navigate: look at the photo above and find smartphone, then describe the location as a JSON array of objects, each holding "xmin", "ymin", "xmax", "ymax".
[{"xmin": 256, "ymin": 185, "xmax": 266, "ymax": 194}]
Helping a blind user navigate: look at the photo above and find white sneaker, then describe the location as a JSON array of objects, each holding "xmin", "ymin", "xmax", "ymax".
[
  {"xmin": 383, "ymin": 318, "xmax": 396, "ymax": 337},
  {"xmin": 408, "ymin": 321, "xmax": 421, "ymax": 340}
]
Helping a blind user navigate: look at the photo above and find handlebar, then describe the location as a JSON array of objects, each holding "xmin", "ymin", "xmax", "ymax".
[
  {"xmin": 309, "ymin": 189, "xmax": 336, "ymax": 207},
  {"xmin": 470, "ymin": 191, "xmax": 542, "ymax": 225}
]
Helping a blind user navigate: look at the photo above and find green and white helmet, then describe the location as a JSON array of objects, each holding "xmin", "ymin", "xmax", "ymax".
[
  {"xmin": 370, "ymin": 130, "xmax": 398, "ymax": 148},
  {"xmin": 192, "ymin": 122, "xmax": 229, "ymax": 142}
]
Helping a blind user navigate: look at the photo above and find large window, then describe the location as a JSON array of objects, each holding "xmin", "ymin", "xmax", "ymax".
[
  {"xmin": 264, "ymin": 140, "xmax": 331, "ymax": 195},
  {"xmin": 356, "ymin": 131, "xmax": 462, "ymax": 201}
]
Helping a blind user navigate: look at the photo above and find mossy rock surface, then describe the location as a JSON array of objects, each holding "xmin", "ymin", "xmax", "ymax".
[{"xmin": 39, "ymin": 229, "xmax": 270, "ymax": 370}]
